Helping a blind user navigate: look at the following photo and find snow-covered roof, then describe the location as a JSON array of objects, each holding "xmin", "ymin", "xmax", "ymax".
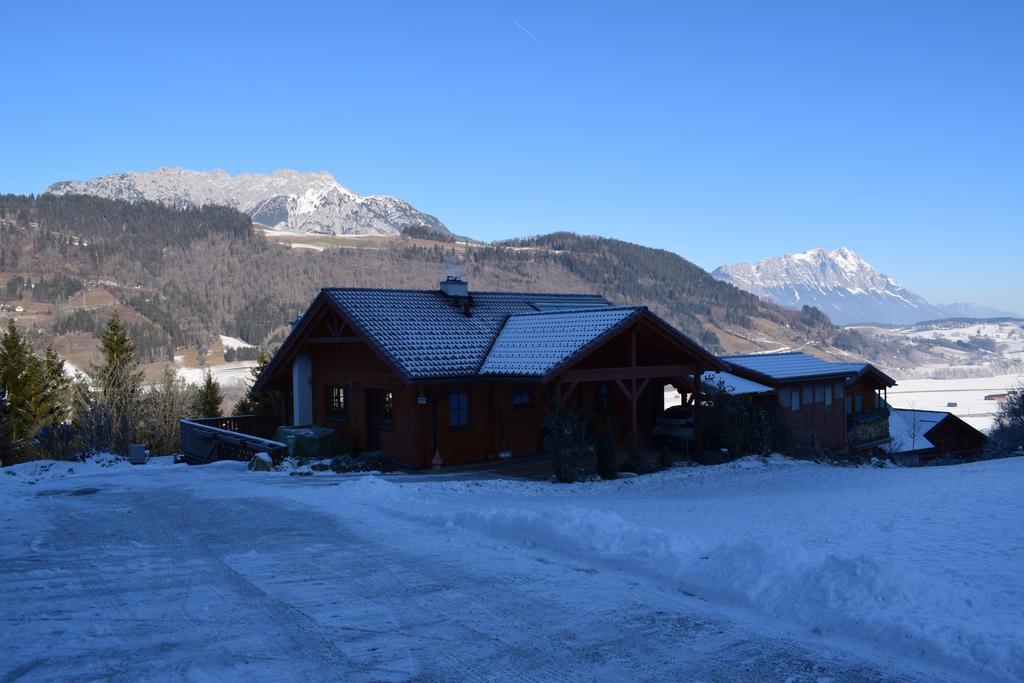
[
  {"xmin": 321, "ymin": 288, "xmax": 611, "ymax": 380},
  {"xmin": 702, "ymin": 370, "xmax": 774, "ymax": 395},
  {"xmin": 888, "ymin": 409, "xmax": 948, "ymax": 453},
  {"xmin": 480, "ymin": 307, "xmax": 642, "ymax": 377},
  {"xmin": 253, "ymin": 285, "xmax": 725, "ymax": 389},
  {"xmin": 722, "ymin": 351, "xmax": 876, "ymax": 383}
]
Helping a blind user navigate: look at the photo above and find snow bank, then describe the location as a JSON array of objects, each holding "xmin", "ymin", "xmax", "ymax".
[
  {"xmin": 431, "ymin": 459, "xmax": 1024, "ymax": 681},
  {"xmin": 2, "ymin": 453, "xmax": 129, "ymax": 484},
  {"xmin": 1, "ymin": 454, "xmax": 181, "ymax": 485}
]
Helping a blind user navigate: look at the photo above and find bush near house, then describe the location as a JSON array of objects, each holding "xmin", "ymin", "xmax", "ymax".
[
  {"xmin": 699, "ymin": 382, "xmax": 786, "ymax": 459},
  {"xmin": 543, "ymin": 398, "xmax": 589, "ymax": 483},
  {"xmin": 986, "ymin": 386, "xmax": 1024, "ymax": 458}
]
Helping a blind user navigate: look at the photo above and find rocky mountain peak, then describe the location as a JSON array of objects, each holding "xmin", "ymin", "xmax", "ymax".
[{"xmin": 44, "ymin": 167, "xmax": 447, "ymax": 237}]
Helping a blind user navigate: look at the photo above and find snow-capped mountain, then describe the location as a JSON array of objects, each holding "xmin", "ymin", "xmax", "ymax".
[
  {"xmin": 45, "ymin": 167, "xmax": 449, "ymax": 237},
  {"xmin": 713, "ymin": 247, "xmax": 1016, "ymax": 325}
]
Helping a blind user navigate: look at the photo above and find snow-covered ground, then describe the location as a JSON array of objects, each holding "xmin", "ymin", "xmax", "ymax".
[
  {"xmin": 3, "ymin": 456, "xmax": 1022, "ymax": 681},
  {"xmin": 174, "ymin": 360, "xmax": 259, "ymax": 387},
  {"xmin": 219, "ymin": 334, "xmax": 255, "ymax": 351},
  {"xmin": 888, "ymin": 373, "xmax": 1024, "ymax": 431}
]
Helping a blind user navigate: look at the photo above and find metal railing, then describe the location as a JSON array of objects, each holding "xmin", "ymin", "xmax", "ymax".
[{"xmin": 179, "ymin": 414, "xmax": 286, "ymax": 465}]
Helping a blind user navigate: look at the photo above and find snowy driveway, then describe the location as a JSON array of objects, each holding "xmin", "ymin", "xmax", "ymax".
[{"xmin": 2, "ymin": 457, "xmax": 1020, "ymax": 681}]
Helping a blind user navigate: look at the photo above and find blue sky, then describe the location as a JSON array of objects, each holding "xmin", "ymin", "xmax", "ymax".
[{"xmin": 1, "ymin": 1, "xmax": 1021, "ymax": 311}]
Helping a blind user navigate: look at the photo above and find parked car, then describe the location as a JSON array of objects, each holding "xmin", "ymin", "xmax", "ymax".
[{"xmin": 652, "ymin": 405, "xmax": 695, "ymax": 447}]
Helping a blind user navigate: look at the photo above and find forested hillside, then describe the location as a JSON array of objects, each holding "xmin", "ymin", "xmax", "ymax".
[{"xmin": 0, "ymin": 194, "xmax": 915, "ymax": 368}]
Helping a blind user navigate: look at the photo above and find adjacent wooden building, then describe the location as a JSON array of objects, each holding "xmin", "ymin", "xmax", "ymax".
[
  {"xmin": 252, "ymin": 278, "xmax": 724, "ymax": 468},
  {"xmin": 720, "ymin": 352, "xmax": 897, "ymax": 453},
  {"xmin": 888, "ymin": 409, "xmax": 988, "ymax": 462}
]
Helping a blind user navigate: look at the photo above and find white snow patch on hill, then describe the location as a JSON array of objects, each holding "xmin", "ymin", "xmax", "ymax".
[{"xmin": 218, "ymin": 335, "xmax": 254, "ymax": 350}]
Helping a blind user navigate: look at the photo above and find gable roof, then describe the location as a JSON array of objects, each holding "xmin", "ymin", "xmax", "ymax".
[
  {"xmin": 255, "ymin": 287, "xmax": 723, "ymax": 388},
  {"xmin": 888, "ymin": 408, "xmax": 944, "ymax": 452},
  {"xmin": 722, "ymin": 351, "xmax": 895, "ymax": 387},
  {"xmin": 480, "ymin": 306, "xmax": 642, "ymax": 377},
  {"xmin": 888, "ymin": 408, "xmax": 988, "ymax": 454}
]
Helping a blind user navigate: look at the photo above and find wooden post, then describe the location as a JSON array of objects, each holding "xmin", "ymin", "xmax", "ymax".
[
  {"xmin": 693, "ymin": 366, "xmax": 702, "ymax": 453},
  {"xmin": 630, "ymin": 329, "xmax": 638, "ymax": 454}
]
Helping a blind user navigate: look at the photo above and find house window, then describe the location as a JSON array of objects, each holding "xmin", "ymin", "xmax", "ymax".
[
  {"xmin": 803, "ymin": 386, "xmax": 813, "ymax": 405},
  {"xmin": 779, "ymin": 388, "xmax": 789, "ymax": 407},
  {"xmin": 449, "ymin": 390, "xmax": 470, "ymax": 429},
  {"xmin": 383, "ymin": 390, "xmax": 394, "ymax": 423},
  {"xmin": 791, "ymin": 389, "xmax": 800, "ymax": 412},
  {"xmin": 846, "ymin": 396, "xmax": 853, "ymax": 414},
  {"xmin": 512, "ymin": 387, "xmax": 534, "ymax": 409},
  {"xmin": 854, "ymin": 394, "xmax": 863, "ymax": 412},
  {"xmin": 814, "ymin": 384, "xmax": 824, "ymax": 403},
  {"xmin": 326, "ymin": 385, "xmax": 347, "ymax": 419},
  {"xmin": 835, "ymin": 383, "xmax": 844, "ymax": 401},
  {"xmin": 824, "ymin": 384, "xmax": 833, "ymax": 406}
]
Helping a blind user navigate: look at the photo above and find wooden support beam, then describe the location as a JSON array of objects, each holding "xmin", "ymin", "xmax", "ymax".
[
  {"xmin": 615, "ymin": 379, "xmax": 631, "ymax": 400},
  {"xmin": 559, "ymin": 364, "xmax": 695, "ymax": 384},
  {"xmin": 630, "ymin": 330, "xmax": 638, "ymax": 454},
  {"xmin": 561, "ymin": 382, "xmax": 579, "ymax": 403}
]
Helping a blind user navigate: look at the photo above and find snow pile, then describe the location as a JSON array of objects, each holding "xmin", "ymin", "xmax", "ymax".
[
  {"xmin": 422, "ymin": 458, "xmax": 1024, "ymax": 681},
  {"xmin": 2, "ymin": 453, "xmax": 128, "ymax": 484}
]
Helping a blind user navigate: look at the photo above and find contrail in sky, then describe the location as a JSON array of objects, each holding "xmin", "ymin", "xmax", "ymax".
[{"xmin": 513, "ymin": 19, "xmax": 542, "ymax": 45}]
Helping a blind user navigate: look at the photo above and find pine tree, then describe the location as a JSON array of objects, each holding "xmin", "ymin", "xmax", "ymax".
[
  {"xmin": 0, "ymin": 381, "xmax": 12, "ymax": 465},
  {"xmin": 0, "ymin": 320, "xmax": 39, "ymax": 441},
  {"xmin": 193, "ymin": 369, "xmax": 224, "ymax": 417},
  {"xmin": 41, "ymin": 345, "xmax": 71, "ymax": 424},
  {"xmin": 233, "ymin": 347, "xmax": 283, "ymax": 416},
  {"xmin": 92, "ymin": 312, "xmax": 144, "ymax": 452}
]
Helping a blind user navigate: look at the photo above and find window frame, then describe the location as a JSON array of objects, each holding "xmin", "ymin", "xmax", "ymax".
[
  {"xmin": 449, "ymin": 389, "xmax": 470, "ymax": 431},
  {"xmin": 325, "ymin": 384, "xmax": 348, "ymax": 421},
  {"xmin": 511, "ymin": 387, "xmax": 534, "ymax": 410},
  {"xmin": 382, "ymin": 390, "xmax": 395, "ymax": 429}
]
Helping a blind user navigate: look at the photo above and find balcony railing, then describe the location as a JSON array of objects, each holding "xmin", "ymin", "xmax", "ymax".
[
  {"xmin": 847, "ymin": 407, "xmax": 891, "ymax": 448},
  {"xmin": 179, "ymin": 414, "xmax": 286, "ymax": 465}
]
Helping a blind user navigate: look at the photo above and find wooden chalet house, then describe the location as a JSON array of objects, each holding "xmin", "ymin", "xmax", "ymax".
[
  {"xmin": 721, "ymin": 352, "xmax": 897, "ymax": 453},
  {"xmin": 248, "ymin": 277, "xmax": 725, "ymax": 469}
]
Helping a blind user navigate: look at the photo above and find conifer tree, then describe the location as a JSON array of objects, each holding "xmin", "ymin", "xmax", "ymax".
[
  {"xmin": 41, "ymin": 345, "xmax": 71, "ymax": 424},
  {"xmin": 193, "ymin": 369, "xmax": 224, "ymax": 417},
  {"xmin": 233, "ymin": 347, "xmax": 283, "ymax": 416},
  {"xmin": 92, "ymin": 312, "xmax": 144, "ymax": 451}
]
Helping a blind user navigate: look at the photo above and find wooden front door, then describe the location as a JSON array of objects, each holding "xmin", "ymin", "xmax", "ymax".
[{"xmin": 365, "ymin": 388, "xmax": 382, "ymax": 451}]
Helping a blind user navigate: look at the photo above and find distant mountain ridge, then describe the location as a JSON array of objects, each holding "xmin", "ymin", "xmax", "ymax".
[
  {"xmin": 712, "ymin": 247, "xmax": 1016, "ymax": 325},
  {"xmin": 44, "ymin": 167, "xmax": 449, "ymax": 237}
]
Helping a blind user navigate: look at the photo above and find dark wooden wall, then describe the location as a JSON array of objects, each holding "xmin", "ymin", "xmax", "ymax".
[
  {"xmin": 776, "ymin": 380, "xmax": 848, "ymax": 450},
  {"xmin": 925, "ymin": 419, "xmax": 987, "ymax": 459}
]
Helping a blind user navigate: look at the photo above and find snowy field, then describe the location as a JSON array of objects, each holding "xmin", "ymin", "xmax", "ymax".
[
  {"xmin": 2, "ymin": 456, "xmax": 1023, "ymax": 681},
  {"xmin": 173, "ymin": 360, "xmax": 259, "ymax": 388},
  {"xmin": 888, "ymin": 373, "xmax": 1024, "ymax": 431}
]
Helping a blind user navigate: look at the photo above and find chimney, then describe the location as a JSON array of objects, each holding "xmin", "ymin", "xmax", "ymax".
[{"xmin": 439, "ymin": 275, "xmax": 468, "ymax": 298}]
